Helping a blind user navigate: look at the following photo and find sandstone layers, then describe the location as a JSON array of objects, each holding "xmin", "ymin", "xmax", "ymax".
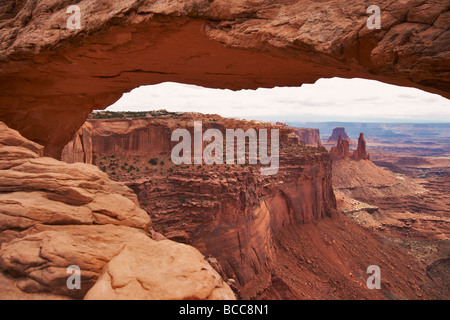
[
  {"xmin": 292, "ymin": 128, "xmax": 322, "ymax": 147},
  {"xmin": 1, "ymin": 0, "xmax": 449, "ymax": 157},
  {"xmin": 0, "ymin": 121, "xmax": 235, "ymax": 300}
]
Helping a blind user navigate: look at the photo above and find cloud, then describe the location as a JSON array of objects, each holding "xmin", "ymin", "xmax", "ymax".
[{"xmin": 106, "ymin": 78, "xmax": 450, "ymax": 123}]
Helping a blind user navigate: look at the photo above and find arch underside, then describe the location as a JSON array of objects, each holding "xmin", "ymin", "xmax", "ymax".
[{"xmin": 0, "ymin": 0, "xmax": 448, "ymax": 157}]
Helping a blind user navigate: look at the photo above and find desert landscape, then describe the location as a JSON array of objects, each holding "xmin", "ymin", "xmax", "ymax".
[
  {"xmin": 54, "ymin": 111, "xmax": 449, "ymax": 300},
  {"xmin": 0, "ymin": 0, "xmax": 449, "ymax": 302}
]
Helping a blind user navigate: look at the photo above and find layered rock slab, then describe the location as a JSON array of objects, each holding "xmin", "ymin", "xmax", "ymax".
[{"xmin": 0, "ymin": 121, "xmax": 234, "ymax": 300}]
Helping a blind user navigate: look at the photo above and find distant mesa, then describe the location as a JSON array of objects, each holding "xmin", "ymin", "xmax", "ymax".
[{"xmin": 327, "ymin": 127, "xmax": 353, "ymax": 144}]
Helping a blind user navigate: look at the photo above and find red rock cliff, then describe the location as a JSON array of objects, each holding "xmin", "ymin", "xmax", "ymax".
[
  {"xmin": 63, "ymin": 114, "xmax": 337, "ymax": 297},
  {"xmin": 292, "ymin": 128, "xmax": 322, "ymax": 147},
  {"xmin": 330, "ymin": 132, "xmax": 370, "ymax": 161}
]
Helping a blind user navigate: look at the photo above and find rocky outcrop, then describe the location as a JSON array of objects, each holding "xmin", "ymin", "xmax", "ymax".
[
  {"xmin": 327, "ymin": 127, "xmax": 352, "ymax": 144},
  {"xmin": 90, "ymin": 118, "xmax": 174, "ymax": 157},
  {"xmin": 60, "ymin": 122, "xmax": 93, "ymax": 164},
  {"xmin": 352, "ymin": 133, "xmax": 370, "ymax": 160},
  {"xmin": 292, "ymin": 128, "xmax": 322, "ymax": 147},
  {"xmin": 330, "ymin": 136, "xmax": 350, "ymax": 160},
  {"xmin": 0, "ymin": 0, "xmax": 449, "ymax": 157},
  {"xmin": 0, "ymin": 121, "xmax": 235, "ymax": 300},
  {"xmin": 330, "ymin": 132, "xmax": 370, "ymax": 161}
]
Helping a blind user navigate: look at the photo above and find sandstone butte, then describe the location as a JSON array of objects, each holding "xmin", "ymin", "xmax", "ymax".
[
  {"xmin": 327, "ymin": 127, "xmax": 353, "ymax": 144},
  {"xmin": 59, "ymin": 114, "xmax": 436, "ymax": 299},
  {"xmin": 0, "ymin": 121, "xmax": 235, "ymax": 300},
  {"xmin": 0, "ymin": 0, "xmax": 449, "ymax": 158}
]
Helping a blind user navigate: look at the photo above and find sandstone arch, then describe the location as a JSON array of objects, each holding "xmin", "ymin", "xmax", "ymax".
[{"xmin": 0, "ymin": 0, "xmax": 448, "ymax": 157}]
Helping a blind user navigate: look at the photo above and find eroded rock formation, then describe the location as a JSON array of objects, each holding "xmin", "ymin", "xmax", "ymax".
[
  {"xmin": 327, "ymin": 127, "xmax": 352, "ymax": 144},
  {"xmin": 1, "ymin": 0, "xmax": 449, "ymax": 157},
  {"xmin": 59, "ymin": 113, "xmax": 440, "ymax": 299},
  {"xmin": 330, "ymin": 132, "xmax": 370, "ymax": 161},
  {"xmin": 353, "ymin": 132, "xmax": 370, "ymax": 160},
  {"xmin": 330, "ymin": 135, "xmax": 350, "ymax": 160},
  {"xmin": 0, "ymin": 121, "xmax": 235, "ymax": 300},
  {"xmin": 292, "ymin": 128, "xmax": 322, "ymax": 147}
]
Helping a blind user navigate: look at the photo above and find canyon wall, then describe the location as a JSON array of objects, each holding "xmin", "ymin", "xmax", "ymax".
[
  {"xmin": 292, "ymin": 128, "xmax": 322, "ymax": 147},
  {"xmin": 62, "ymin": 114, "xmax": 337, "ymax": 297},
  {"xmin": 1, "ymin": 0, "xmax": 449, "ymax": 157}
]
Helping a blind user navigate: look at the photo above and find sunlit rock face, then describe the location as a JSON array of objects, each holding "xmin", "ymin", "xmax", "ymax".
[{"xmin": 0, "ymin": 0, "xmax": 449, "ymax": 157}]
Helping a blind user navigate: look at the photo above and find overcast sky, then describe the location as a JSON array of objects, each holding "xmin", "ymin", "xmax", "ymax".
[{"xmin": 106, "ymin": 78, "xmax": 450, "ymax": 123}]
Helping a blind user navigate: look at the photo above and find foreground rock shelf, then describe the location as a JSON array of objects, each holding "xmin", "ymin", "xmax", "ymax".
[{"xmin": 0, "ymin": 121, "xmax": 235, "ymax": 300}]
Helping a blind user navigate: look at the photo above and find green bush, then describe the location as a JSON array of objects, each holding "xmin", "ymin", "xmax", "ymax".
[{"xmin": 148, "ymin": 158, "xmax": 158, "ymax": 165}]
